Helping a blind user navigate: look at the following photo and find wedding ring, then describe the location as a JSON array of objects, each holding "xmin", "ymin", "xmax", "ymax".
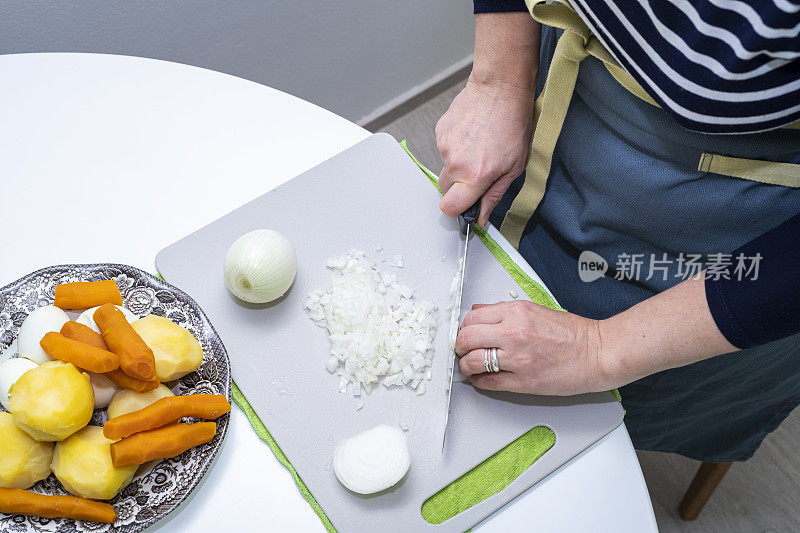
[{"xmin": 483, "ymin": 347, "xmax": 500, "ymax": 373}]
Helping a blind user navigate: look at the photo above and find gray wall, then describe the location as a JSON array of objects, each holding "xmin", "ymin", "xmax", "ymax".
[{"xmin": 0, "ymin": 1, "xmax": 475, "ymax": 123}]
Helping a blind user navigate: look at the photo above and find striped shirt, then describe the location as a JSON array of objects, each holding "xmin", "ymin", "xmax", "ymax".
[{"xmin": 474, "ymin": 0, "xmax": 800, "ymax": 133}]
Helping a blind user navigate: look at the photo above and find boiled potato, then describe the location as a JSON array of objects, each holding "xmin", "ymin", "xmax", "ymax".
[
  {"xmin": 107, "ymin": 384, "xmax": 174, "ymax": 419},
  {"xmin": 52, "ymin": 425, "xmax": 136, "ymax": 500},
  {"xmin": 9, "ymin": 361, "xmax": 94, "ymax": 441},
  {"xmin": 0, "ymin": 412, "xmax": 54, "ymax": 489},
  {"xmin": 131, "ymin": 315, "xmax": 203, "ymax": 382}
]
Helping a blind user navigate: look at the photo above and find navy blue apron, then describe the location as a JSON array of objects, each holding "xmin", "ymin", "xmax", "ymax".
[{"xmin": 491, "ymin": 25, "xmax": 800, "ymax": 461}]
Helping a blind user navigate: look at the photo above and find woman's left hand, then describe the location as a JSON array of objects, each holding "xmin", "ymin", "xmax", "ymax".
[
  {"xmin": 455, "ymin": 301, "xmax": 613, "ymax": 396},
  {"xmin": 457, "ymin": 274, "xmax": 739, "ymax": 396}
]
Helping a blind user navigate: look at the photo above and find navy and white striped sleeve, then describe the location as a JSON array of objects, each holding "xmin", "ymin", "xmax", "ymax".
[
  {"xmin": 474, "ymin": 1, "xmax": 527, "ymax": 14},
  {"xmin": 570, "ymin": 0, "xmax": 800, "ymax": 133}
]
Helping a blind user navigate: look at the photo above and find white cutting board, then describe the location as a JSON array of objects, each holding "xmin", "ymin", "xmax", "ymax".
[{"xmin": 155, "ymin": 133, "xmax": 623, "ymax": 532}]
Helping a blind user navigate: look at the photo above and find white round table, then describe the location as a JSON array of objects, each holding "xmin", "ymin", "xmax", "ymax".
[{"xmin": 0, "ymin": 53, "xmax": 657, "ymax": 533}]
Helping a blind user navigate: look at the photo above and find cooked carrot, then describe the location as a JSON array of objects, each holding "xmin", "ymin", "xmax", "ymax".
[
  {"xmin": 60, "ymin": 320, "xmax": 109, "ymax": 350},
  {"xmin": 62, "ymin": 320, "xmax": 159, "ymax": 392},
  {"xmin": 110, "ymin": 422, "xmax": 217, "ymax": 468},
  {"xmin": 94, "ymin": 304, "xmax": 156, "ymax": 381},
  {"xmin": 103, "ymin": 394, "xmax": 230, "ymax": 440},
  {"xmin": 104, "ymin": 369, "xmax": 160, "ymax": 393},
  {"xmin": 0, "ymin": 488, "xmax": 116, "ymax": 524},
  {"xmin": 54, "ymin": 280, "xmax": 122, "ymax": 310},
  {"xmin": 39, "ymin": 332, "xmax": 120, "ymax": 373}
]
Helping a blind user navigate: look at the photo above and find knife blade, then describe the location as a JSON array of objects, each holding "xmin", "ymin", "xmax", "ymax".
[{"xmin": 442, "ymin": 199, "xmax": 480, "ymax": 452}]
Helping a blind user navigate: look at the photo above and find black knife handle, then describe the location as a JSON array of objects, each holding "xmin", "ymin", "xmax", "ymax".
[{"xmin": 458, "ymin": 199, "xmax": 481, "ymax": 235}]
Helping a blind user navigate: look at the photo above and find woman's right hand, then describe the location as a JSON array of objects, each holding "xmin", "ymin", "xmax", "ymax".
[{"xmin": 435, "ymin": 12, "xmax": 541, "ymax": 227}]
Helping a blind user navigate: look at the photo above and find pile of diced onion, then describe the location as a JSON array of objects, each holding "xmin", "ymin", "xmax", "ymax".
[{"xmin": 304, "ymin": 250, "xmax": 438, "ymax": 396}]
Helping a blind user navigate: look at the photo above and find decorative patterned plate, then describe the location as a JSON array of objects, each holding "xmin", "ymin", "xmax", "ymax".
[{"xmin": 0, "ymin": 264, "xmax": 231, "ymax": 532}]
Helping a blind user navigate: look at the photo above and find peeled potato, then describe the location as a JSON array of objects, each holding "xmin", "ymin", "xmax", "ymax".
[
  {"xmin": 107, "ymin": 384, "xmax": 174, "ymax": 419},
  {"xmin": 52, "ymin": 425, "xmax": 137, "ymax": 500},
  {"xmin": 0, "ymin": 412, "xmax": 54, "ymax": 489},
  {"xmin": 131, "ymin": 315, "xmax": 203, "ymax": 382},
  {"xmin": 9, "ymin": 361, "xmax": 94, "ymax": 442}
]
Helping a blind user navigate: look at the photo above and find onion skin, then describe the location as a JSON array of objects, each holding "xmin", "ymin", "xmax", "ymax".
[
  {"xmin": 224, "ymin": 230, "xmax": 297, "ymax": 304},
  {"xmin": 333, "ymin": 425, "xmax": 410, "ymax": 494}
]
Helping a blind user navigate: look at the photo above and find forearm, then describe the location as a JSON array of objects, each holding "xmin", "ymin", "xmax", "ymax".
[
  {"xmin": 598, "ymin": 272, "xmax": 737, "ymax": 385},
  {"xmin": 471, "ymin": 13, "xmax": 541, "ymax": 98}
]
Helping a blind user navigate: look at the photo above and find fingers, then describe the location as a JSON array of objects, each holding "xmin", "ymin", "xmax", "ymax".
[
  {"xmin": 462, "ymin": 301, "xmax": 521, "ymax": 328},
  {"xmin": 438, "ymin": 165, "xmax": 455, "ymax": 196},
  {"xmin": 458, "ymin": 349, "xmax": 487, "ymax": 377},
  {"xmin": 440, "ymin": 181, "xmax": 484, "ymax": 218},
  {"xmin": 476, "ymin": 172, "xmax": 518, "ymax": 227},
  {"xmin": 461, "ymin": 304, "xmax": 506, "ymax": 328},
  {"xmin": 455, "ymin": 323, "xmax": 505, "ymax": 356},
  {"xmin": 469, "ymin": 371, "xmax": 527, "ymax": 393}
]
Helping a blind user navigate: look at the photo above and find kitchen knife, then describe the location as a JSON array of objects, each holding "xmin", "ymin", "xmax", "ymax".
[{"xmin": 442, "ymin": 199, "xmax": 480, "ymax": 452}]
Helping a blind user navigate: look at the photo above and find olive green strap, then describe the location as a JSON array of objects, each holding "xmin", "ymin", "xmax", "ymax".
[
  {"xmin": 500, "ymin": 1, "xmax": 594, "ymax": 248},
  {"xmin": 699, "ymin": 153, "xmax": 800, "ymax": 188},
  {"xmin": 501, "ymin": 0, "xmax": 630, "ymax": 247}
]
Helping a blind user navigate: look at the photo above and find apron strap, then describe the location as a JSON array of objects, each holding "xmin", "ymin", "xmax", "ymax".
[
  {"xmin": 699, "ymin": 153, "xmax": 800, "ymax": 188},
  {"xmin": 500, "ymin": 0, "xmax": 597, "ymax": 247}
]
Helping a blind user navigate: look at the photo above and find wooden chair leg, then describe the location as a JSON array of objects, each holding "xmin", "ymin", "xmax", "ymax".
[{"xmin": 678, "ymin": 461, "xmax": 733, "ymax": 520}]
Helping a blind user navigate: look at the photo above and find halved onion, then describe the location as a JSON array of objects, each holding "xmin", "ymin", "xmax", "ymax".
[{"xmin": 333, "ymin": 424, "xmax": 410, "ymax": 494}]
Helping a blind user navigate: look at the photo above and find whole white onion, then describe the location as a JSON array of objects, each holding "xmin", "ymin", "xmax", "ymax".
[{"xmin": 224, "ymin": 229, "xmax": 297, "ymax": 304}]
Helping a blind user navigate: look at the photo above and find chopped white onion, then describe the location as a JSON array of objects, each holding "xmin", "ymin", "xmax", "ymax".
[
  {"xmin": 304, "ymin": 250, "xmax": 438, "ymax": 396},
  {"xmin": 509, "ymin": 289, "xmax": 519, "ymax": 299},
  {"xmin": 224, "ymin": 229, "xmax": 297, "ymax": 304},
  {"xmin": 333, "ymin": 424, "xmax": 410, "ymax": 494}
]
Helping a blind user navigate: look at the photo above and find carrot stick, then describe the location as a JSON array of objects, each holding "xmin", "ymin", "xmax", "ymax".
[
  {"xmin": 103, "ymin": 394, "xmax": 230, "ymax": 440},
  {"xmin": 0, "ymin": 488, "xmax": 116, "ymax": 524},
  {"xmin": 94, "ymin": 304, "xmax": 156, "ymax": 381},
  {"xmin": 60, "ymin": 321, "xmax": 109, "ymax": 350},
  {"xmin": 54, "ymin": 280, "xmax": 123, "ymax": 310},
  {"xmin": 110, "ymin": 422, "xmax": 217, "ymax": 468},
  {"xmin": 61, "ymin": 321, "xmax": 159, "ymax": 392},
  {"xmin": 39, "ymin": 332, "xmax": 120, "ymax": 373},
  {"xmin": 104, "ymin": 369, "xmax": 160, "ymax": 393}
]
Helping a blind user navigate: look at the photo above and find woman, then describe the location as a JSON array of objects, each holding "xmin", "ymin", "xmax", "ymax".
[{"xmin": 441, "ymin": 0, "xmax": 800, "ymax": 461}]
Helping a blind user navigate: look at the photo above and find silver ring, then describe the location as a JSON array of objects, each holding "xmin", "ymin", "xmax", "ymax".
[{"xmin": 483, "ymin": 347, "xmax": 500, "ymax": 373}]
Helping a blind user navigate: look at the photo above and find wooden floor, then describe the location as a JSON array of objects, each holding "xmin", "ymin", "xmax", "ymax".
[{"xmin": 375, "ymin": 80, "xmax": 800, "ymax": 533}]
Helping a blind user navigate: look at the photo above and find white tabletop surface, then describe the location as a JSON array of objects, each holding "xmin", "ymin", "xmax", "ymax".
[{"xmin": 0, "ymin": 53, "xmax": 657, "ymax": 533}]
